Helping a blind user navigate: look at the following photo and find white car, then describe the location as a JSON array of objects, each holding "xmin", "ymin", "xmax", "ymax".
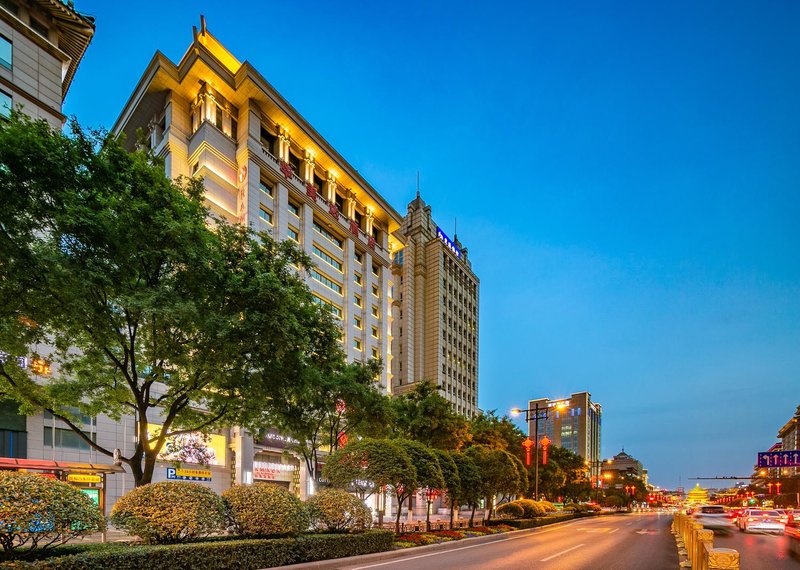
[
  {"xmin": 692, "ymin": 505, "xmax": 736, "ymax": 531},
  {"xmin": 738, "ymin": 509, "xmax": 785, "ymax": 533}
]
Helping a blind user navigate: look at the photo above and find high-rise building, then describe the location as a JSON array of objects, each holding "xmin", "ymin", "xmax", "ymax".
[
  {"xmin": 777, "ymin": 405, "xmax": 799, "ymax": 477},
  {"xmin": 391, "ymin": 193, "xmax": 479, "ymax": 417},
  {"xmin": 0, "ymin": 0, "xmax": 94, "ymax": 125},
  {"xmin": 526, "ymin": 391, "xmax": 602, "ymax": 482},
  {"xmin": 601, "ymin": 448, "xmax": 648, "ymax": 486}
]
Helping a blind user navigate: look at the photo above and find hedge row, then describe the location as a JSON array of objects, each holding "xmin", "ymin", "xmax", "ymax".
[
  {"xmin": 0, "ymin": 531, "xmax": 394, "ymax": 570},
  {"xmin": 484, "ymin": 513, "xmax": 575, "ymax": 529}
]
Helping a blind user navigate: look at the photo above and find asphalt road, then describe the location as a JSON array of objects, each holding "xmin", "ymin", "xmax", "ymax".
[
  {"xmin": 713, "ymin": 527, "xmax": 800, "ymax": 569},
  {"xmin": 336, "ymin": 513, "xmax": 677, "ymax": 570}
]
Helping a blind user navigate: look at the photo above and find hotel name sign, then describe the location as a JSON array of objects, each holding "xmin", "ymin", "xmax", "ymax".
[{"xmin": 436, "ymin": 227, "xmax": 461, "ymax": 259}]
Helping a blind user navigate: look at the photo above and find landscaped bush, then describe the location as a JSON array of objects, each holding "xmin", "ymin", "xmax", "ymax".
[
  {"xmin": 223, "ymin": 483, "xmax": 309, "ymax": 537},
  {"xmin": 306, "ymin": 488, "xmax": 372, "ymax": 532},
  {"xmin": 0, "ymin": 471, "xmax": 105, "ymax": 558},
  {"xmin": 485, "ymin": 513, "xmax": 574, "ymax": 529},
  {"xmin": 495, "ymin": 502, "xmax": 524, "ymax": 519},
  {"xmin": 0, "ymin": 531, "xmax": 394, "ymax": 569},
  {"xmin": 515, "ymin": 499, "xmax": 544, "ymax": 518},
  {"xmin": 110, "ymin": 482, "xmax": 225, "ymax": 544},
  {"xmin": 539, "ymin": 500, "xmax": 556, "ymax": 513}
]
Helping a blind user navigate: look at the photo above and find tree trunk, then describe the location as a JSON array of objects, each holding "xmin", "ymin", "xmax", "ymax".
[
  {"xmin": 469, "ymin": 506, "xmax": 476, "ymax": 527},
  {"xmin": 486, "ymin": 496, "xmax": 493, "ymax": 521},
  {"xmin": 395, "ymin": 495, "xmax": 404, "ymax": 534},
  {"xmin": 377, "ymin": 489, "xmax": 384, "ymax": 528},
  {"xmin": 425, "ymin": 499, "xmax": 432, "ymax": 532},
  {"xmin": 449, "ymin": 503, "xmax": 455, "ymax": 529}
]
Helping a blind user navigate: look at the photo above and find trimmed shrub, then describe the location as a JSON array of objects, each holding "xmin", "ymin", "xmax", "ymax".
[
  {"xmin": 495, "ymin": 502, "xmax": 524, "ymax": 519},
  {"xmin": 306, "ymin": 488, "xmax": 372, "ymax": 532},
  {"xmin": 515, "ymin": 499, "xmax": 544, "ymax": 518},
  {"xmin": 539, "ymin": 500, "xmax": 557, "ymax": 513},
  {"xmin": 223, "ymin": 483, "xmax": 309, "ymax": 537},
  {"xmin": 0, "ymin": 471, "xmax": 105, "ymax": 557},
  {"xmin": 485, "ymin": 513, "xmax": 574, "ymax": 529},
  {"xmin": 110, "ymin": 482, "xmax": 225, "ymax": 544},
  {"xmin": 0, "ymin": 531, "xmax": 394, "ymax": 569}
]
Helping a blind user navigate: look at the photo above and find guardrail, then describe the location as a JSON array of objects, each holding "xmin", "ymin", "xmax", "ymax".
[{"xmin": 672, "ymin": 512, "xmax": 740, "ymax": 569}]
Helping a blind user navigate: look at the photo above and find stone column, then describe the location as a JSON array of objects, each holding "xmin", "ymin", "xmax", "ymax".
[
  {"xmin": 325, "ymin": 174, "xmax": 337, "ymax": 203},
  {"xmin": 304, "ymin": 150, "xmax": 315, "ymax": 183},
  {"xmin": 278, "ymin": 127, "xmax": 290, "ymax": 162}
]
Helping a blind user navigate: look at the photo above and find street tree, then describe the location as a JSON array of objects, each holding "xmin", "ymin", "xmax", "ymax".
[
  {"xmin": 390, "ymin": 381, "xmax": 470, "ymax": 449},
  {"xmin": 433, "ymin": 449, "xmax": 461, "ymax": 529},
  {"xmin": 265, "ymin": 358, "xmax": 390, "ymax": 485},
  {"xmin": 393, "ymin": 440, "xmax": 445, "ymax": 532},
  {"xmin": 322, "ymin": 438, "xmax": 415, "ymax": 528},
  {"xmin": 469, "ymin": 410, "xmax": 526, "ymax": 460},
  {"xmin": 535, "ymin": 446, "xmax": 592, "ymax": 502},
  {"xmin": 465, "ymin": 445, "xmax": 524, "ymax": 522},
  {"xmin": 0, "ymin": 114, "xmax": 341, "ymax": 486},
  {"xmin": 450, "ymin": 452, "xmax": 482, "ymax": 527}
]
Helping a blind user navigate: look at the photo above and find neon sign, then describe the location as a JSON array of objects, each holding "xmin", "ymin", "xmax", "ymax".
[{"xmin": 436, "ymin": 227, "xmax": 461, "ymax": 259}]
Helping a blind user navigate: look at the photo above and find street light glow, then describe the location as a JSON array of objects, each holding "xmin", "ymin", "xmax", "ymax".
[{"xmin": 510, "ymin": 408, "xmax": 521, "ymax": 416}]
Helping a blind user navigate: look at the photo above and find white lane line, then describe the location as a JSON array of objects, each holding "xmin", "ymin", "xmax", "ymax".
[
  {"xmin": 351, "ymin": 520, "xmax": 584, "ymax": 569},
  {"xmin": 609, "ymin": 528, "xmax": 619, "ymax": 533},
  {"xmin": 540, "ymin": 543, "xmax": 585, "ymax": 562}
]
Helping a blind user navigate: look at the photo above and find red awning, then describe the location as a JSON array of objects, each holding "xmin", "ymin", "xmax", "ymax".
[{"xmin": 0, "ymin": 457, "xmax": 125, "ymax": 474}]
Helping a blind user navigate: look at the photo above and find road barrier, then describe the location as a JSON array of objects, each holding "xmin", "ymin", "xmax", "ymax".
[{"xmin": 672, "ymin": 512, "xmax": 740, "ymax": 570}]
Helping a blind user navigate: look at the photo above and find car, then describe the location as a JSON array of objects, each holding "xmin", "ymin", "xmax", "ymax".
[
  {"xmin": 738, "ymin": 509, "xmax": 785, "ymax": 533},
  {"xmin": 692, "ymin": 505, "xmax": 736, "ymax": 531}
]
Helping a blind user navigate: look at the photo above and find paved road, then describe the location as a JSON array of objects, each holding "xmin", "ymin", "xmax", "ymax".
[
  {"xmin": 713, "ymin": 527, "xmax": 800, "ymax": 569},
  {"xmin": 338, "ymin": 513, "xmax": 677, "ymax": 570}
]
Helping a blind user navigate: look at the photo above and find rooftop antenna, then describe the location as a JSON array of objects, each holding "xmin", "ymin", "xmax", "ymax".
[{"xmin": 416, "ymin": 171, "xmax": 420, "ymax": 199}]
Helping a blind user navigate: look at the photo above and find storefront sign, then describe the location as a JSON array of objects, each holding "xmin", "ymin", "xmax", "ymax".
[
  {"xmin": 436, "ymin": 227, "xmax": 461, "ymax": 259},
  {"xmin": 253, "ymin": 461, "xmax": 295, "ymax": 481},
  {"xmin": 256, "ymin": 429, "xmax": 299, "ymax": 450},
  {"xmin": 67, "ymin": 474, "xmax": 102, "ymax": 484},
  {"xmin": 166, "ymin": 467, "xmax": 212, "ymax": 481}
]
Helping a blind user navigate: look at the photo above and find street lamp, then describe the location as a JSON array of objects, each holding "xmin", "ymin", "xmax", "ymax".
[{"xmin": 511, "ymin": 400, "xmax": 568, "ymax": 500}]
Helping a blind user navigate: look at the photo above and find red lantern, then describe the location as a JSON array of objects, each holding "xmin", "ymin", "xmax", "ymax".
[
  {"xmin": 539, "ymin": 435, "xmax": 551, "ymax": 465},
  {"xmin": 522, "ymin": 438, "xmax": 534, "ymax": 467}
]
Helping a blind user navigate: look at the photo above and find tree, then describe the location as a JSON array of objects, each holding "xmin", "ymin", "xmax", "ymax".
[
  {"xmin": 0, "ymin": 114, "xmax": 342, "ymax": 486},
  {"xmin": 393, "ymin": 440, "xmax": 444, "ymax": 532},
  {"xmin": 390, "ymin": 381, "xmax": 470, "ymax": 449},
  {"xmin": 469, "ymin": 410, "xmax": 526, "ymax": 461},
  {"xmin": 450, "ymin": 451, "xmax": 482, "ymax": 527},
  {"xmin": 433, "ymin": 449, "xmax": 461, "ymax": 529},
  {"xmin": 322, "ymin": 438, "xmax": 415, "ymax": 528},
  {"xmin": 465, "ymin": 445, "xmax": 523, "ymax": 522},
  {"xmin": 265, "ymin": 358, "xmax": 390, "ymax": 487},
  {"xmin": 535, "ymin": 446, "xmax": 592, "ymax": 502}
]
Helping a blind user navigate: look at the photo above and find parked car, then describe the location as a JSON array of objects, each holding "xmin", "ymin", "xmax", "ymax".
[
  {"xmin": 692, "ymin": 505, "xmax": 736, "ymax": 531},
  {"xmin": 737, "ymin": 509, "xmax": 785, "ymax": 533}
]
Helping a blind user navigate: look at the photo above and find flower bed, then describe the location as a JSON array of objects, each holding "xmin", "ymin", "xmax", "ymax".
[{"xmin": 393, "ymin": 524, "xmax": 515, "ymax": 549}]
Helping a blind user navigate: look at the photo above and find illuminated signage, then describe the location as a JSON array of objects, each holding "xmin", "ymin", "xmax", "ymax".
[
  {"xmin": 436, "ymin": 227, "xmax": 461, "ymax": 259},
  {"xmin": 81, "ymin": 488, "xmax": 100, "ymax": 506},
  {"xmin": 253, "ymin": 461, "xmax": 295, "ymax": 481},
  {"xmin": 68, "ymin": 474, "xmax": 102, "ymax": 484},
  {"xmin": 149, "ymin": 424, "xmax": 227, "ymax": 466},
  {"xmin": 166, "ymin": 467, "xmax": 212, "ymax": 481}
]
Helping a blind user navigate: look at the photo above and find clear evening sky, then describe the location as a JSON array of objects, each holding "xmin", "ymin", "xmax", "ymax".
[{"xmin": 63, "ymin": 1, "xmax": 800, "ymax": 489}]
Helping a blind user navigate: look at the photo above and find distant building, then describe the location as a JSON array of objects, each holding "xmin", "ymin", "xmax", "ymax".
[
  {"xmin": 391, "ymin": 193, "xmax": 479, "ymax": 417},
  {"xmin": 601, "ymin": 448, "xmax": 648, "ymax": 486},
  {"xmin": 778, "ymin": 404, "xmax": 799, "ymax": 477},
  {"xmin": 526, "ymin": 391, "xmax": 602, "ymax": 483},
  {"xmin": 0, "ymin": 0, "xmax": 94, "ymax": 125}
]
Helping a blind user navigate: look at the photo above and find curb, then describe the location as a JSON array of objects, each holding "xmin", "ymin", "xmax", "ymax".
[{"xmin": 278, "ymin": 517, "xmax": 584, "ymax": 570}]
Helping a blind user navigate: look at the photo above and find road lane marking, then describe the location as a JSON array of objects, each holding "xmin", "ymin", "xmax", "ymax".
[
  {"xmin": 350, "ymin": 523, "xmax": 581, "ymax": 569},
  {"xmin": 540, "ymin": 543, "xmax": 585, "ymax": 562},
  {"xmin": 609, "ymin": 528, "xmax": 619, "ymax": 533}
]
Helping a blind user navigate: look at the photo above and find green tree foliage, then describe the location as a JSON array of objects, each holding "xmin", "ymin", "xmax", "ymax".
[
  {"xmin": 0, "ymin": 471, "xmax": 105, "ymax": 557},
  {"xmin": 322, "ymin": 438, "xmax": 416, "ymax": 528},
  {"xmin": 110, "ymin": 482, "xmax": 225, "ymax": 544},
  {"xmin": 222, "ymin": 484, "xmax": 309, "ymax": 537},
  {"xmin": 306, "ymin": 488, "xmax": 373, "ymax": 532},
  {"xmin": 394, "ymin": 439, "xmax": 445, "ymax": 532},
  {"xmin": 465, "ymin": 446, "xmax": 524, "ymax": 521},
  {"xmin": 265, "ymin": 359, "xmax": 390, "ymax": 486},
  {"xmin": 468, "ymin": 410, "xmax": 526, "ymax": 459},
  {"xmin": 449, "ymin": 452, "xmax": 481, "ymax": 528},
  {"xmin": 433, "ymin": 449, "xmax": 460, "ymax": 527},
  {"xmin": 389, "ymin": 381, "xmax": 469, "ymax": 449},
  {"xmin": 535, "ymin": 446, "xmax": 592, "ymax": 502},
  {"xmin": 0, "ymin": 114, "xmax": 342, "ymax": 486}
]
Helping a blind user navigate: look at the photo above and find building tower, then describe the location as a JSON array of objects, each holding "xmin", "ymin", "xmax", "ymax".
[
  {"xmin": 0, "ymin": 0, "xmax": 94, "ymax": 125},
  {"xmin": 391, "ymin": 193, "xmax": 479, "ymax": 417},
  {"xmin": 527, "ymin": 391, "xmax": 602, "ymax": 483}
]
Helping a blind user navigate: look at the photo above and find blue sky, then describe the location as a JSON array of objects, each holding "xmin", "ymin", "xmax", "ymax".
[{"xmin": 66, "ymin": 1, "xmax": 800, "ymax": 489}]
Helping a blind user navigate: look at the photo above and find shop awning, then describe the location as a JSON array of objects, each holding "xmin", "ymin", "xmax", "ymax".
[{"xmin": 0, "ymin": 457, "xmax": 125, "ymax": 474}]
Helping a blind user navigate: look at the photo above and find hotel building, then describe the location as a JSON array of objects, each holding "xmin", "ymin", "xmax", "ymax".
[
  {"xmin": 526, "ymin": 391, "xmax": 602, "ymax": 483},
  {"xmin": 391, "ymin": 193, "xmax": 479, "ymax": 417},
  {"xmin": 0, "ymin": 0, "xmax": 94, "ymax": 125}
]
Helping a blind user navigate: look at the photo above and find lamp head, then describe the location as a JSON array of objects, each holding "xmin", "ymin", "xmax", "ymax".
[{"xmin": 510, "ymin": 408, "xmax": 521, "ymax": 416}]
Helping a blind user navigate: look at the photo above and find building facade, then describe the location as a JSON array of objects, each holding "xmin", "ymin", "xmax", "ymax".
[
  {"xmin": 601, "ymin": 448, "xmax": 648, "ymax": 487},
  {"xmin": 778, "ymin": 405, "xmax": 799, "ymax": 477},
  {"xmin": 391, "ymin": 193, "xmax": 479, "ymax": 417},
  {"xmin": 526, "ymin": 391, "xmax": 602, "ymax": 482},
  {"xmin": 0, "ymin": 0, "xmax": 94, "ymax": 125}
]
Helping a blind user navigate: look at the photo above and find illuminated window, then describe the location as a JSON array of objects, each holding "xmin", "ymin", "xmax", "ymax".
[
  {"xmin": 311, "ymin": 296, "xmax": 342, "ymax": 318},
  {"xmin": 354, "ymin": 272, "xmax": 362, "ymax": 285},
  {"xmin": 354, "ymin": 338, "xmax": 362, "ymax": 351},
  {"xmin": 311, "ymin": 269, "xmax": 342, "ymax": 294},
  {"xmin": 259, "ymin": 180, "xmax": 273, "ymax": 197},
  {"xmin": 288, "ymin": 202, "xmax": 300, "ymax": 216},
  {"xmin": 313, "ymin": 244, "xmax": 343, "ymax": 272},
  {"xmin": 288, "ymin": 227, "xmax": 299, "ymax": 242},
  {"xmin": 0, "ymin": 35, "xmax": 10, "ymax": 70},
  {"xmin": 259, "ymin": 207, "xmax": 272, "ymax": 224},
  {"xmin": 354, "ymin": 316, "xmax": 362, "ymax": 329},
  {"xmin": 0, "ymin": 90, "xmax": 10, "ymax": 120},
  {"xmin": 372, "ymin": 284, "xmax": 379, "ymax": 297},
  {"xmin": 371, "ymin": 326, "xmax": 379, "ymax": 339},
  {"xmin": 354, "ymin": 294, "xmax": 362, "ymax": 307},
  {"xmin": 372, "ymin": 263, "xmax": 379, "ymax": 277},
  {"xmin": 371, "ymin": 305, "xmax": 379, "ymax": 318},
  {"xmin": 313, "ymin": 221, "xmax": 343, "ymax": 249},
  {"xmin": 354, "ymin": 251, "xmax": 363, "ymax": 264}
]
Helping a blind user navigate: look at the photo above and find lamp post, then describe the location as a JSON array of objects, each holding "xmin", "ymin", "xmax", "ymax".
[{"xmin": 511, "ymin": 400, "xmax": 567, "ymax": 500}]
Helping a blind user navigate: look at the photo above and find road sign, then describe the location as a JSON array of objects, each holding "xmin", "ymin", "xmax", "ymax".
[{"xmin": 757, "ymin": 450, "xmax": 800, "ymax": 468}]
